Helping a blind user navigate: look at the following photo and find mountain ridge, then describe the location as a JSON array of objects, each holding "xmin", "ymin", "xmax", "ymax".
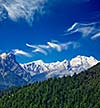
[
  {"xmin": 21, "ymin": 55, "xmax": 99, "ymax": 79},
  {"xmin": 0, "ymin": 52, "xmax": 99, "ymax": 89}
]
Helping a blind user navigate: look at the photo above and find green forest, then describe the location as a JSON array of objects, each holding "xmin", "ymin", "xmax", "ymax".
[{"xmin": 0, "ymin": 63, "xmax": 100, "ymax": 108}]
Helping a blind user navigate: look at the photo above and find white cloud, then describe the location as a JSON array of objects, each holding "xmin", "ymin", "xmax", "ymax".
[
  {"xmin": 13, "ymin": 49, "xmax": 32, "ymax": 57},
  {"xmin": 67, "ymin": 23, "xmax": 78, "ymax": 32},
  {"xmin": 91, "ymin": 33, "xmax": 100, "ymax": 40},
  {"xmin": 26, "ymin": 43, "xmax": 48, "ymax": 55},
  {"xmin": 38, "ymin": 45, "xmax": 50, "ymax": 49},
  {"xmin": 65, "ymin": 22, "xmax": 100, "ymax": 39},
  {"xmin": 26, "ymin": 43, "xmax": 38, "ymax": 49},
  {"xmin": 32, "ymin": 48, "xmax": 47, "ymax": 55},
  {"xmin": 47, "ymin": 42, "xmax": 70, "ymax": 52},
  {"xmin": 0, "ymin": 0, "xmax": 47, "ymax": 24},
  {"xmin": 26, "ymin": 41, "xmax": 80, "ymax": 55},
  {"xmin": 47, "ymin": 42, "xmax": 62, "ymax": 51},
  {"xmin": 66, "ymin": 41, "xmax": 80, "ymax": 49}
]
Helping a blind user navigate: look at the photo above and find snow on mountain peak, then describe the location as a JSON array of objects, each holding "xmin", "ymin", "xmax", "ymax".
[
  {"xmin": 88, "ymin": 56, "xmax": 99, "ymax": 65},
  {"xmin": 70, "ymin": 55, "xmax": 98, "ymax": 67},
  {"xmin": 21, "ymin": 55, "xmax": 99, "ymax": 74},
  {"xmin": 20, "ymin": 55, "xmax": 99, "ymax": 81},
  {"xmin": 0, "ymin": 52, "xmax": 99, "ymax": 85},
  {"xmin": 0, "ymin": 53, "xmax": 7, "ymax": 59},
  {"xmin": 0, "ymin": 52, "xmax": 99, "ymax": 89},
  {"xmin": 34, "ymin": 60, "xmax": 44, "ymax": 64}
]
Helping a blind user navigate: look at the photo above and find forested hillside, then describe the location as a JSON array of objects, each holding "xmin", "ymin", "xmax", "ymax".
[{"xmin": 0, "ymin": 63, "xmax": 100, "ymax": 108}]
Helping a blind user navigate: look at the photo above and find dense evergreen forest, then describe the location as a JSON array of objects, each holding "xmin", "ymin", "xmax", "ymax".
[{"xmin": 0, "ymin": 63, "xmax": 100, "ymax": 108}]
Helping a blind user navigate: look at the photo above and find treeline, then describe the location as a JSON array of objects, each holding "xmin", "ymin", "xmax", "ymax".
[{"xmin": 0, "ymin": 63, "xmax": 100, "ymax": 108}]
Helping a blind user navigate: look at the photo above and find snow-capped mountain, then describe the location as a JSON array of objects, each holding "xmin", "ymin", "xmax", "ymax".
[
  {"xmin": 20, "ymin": 59, "xmax": 69, "ymax": 75},
  {"xmin": 0, "ymin": 52, "xmax": 99, "ymax": 89},
  {"xmin": 21, "ymin": 55, "xmax": 99, "ymax": 82},
  {"xmin": 0, "ymin": 52, "xmax": 27, "ymax": 89},
  {"xmin": 70, "ymin": 55, "xmax": 98, "ymax": 73}
]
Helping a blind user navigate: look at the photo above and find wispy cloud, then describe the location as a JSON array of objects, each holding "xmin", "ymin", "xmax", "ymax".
[
  {"xmin": 65, "ymin": 22, "xmax": 100, "ymax": 40},
  {"xmin": 13, "ymin": 49, "xmax": 32, "ymax": 57},
  {"xmin": 91, "ymin": 33, "xmax": 100, "ymax": 40},
  {"xmin": 47, "ymin": 41, "xmax": 70, "ymax": 52},
  {"xmin": 32, "ymin": 48, "xmax": 47, "ymax": 55},
  {"xmin": 0, "ymin": 0, "xmax": 47, "ymax": 24},
  {"xmin": 0, "ymin": 5, "xmax": 7, "ymax": 21},
  {"xmin": 0, "ymin": 0, "xmax": 92, "ymax": 24},
  {"xmin": 26, "ymin": 41, "xmax": 80, "ymax": 55},
  {"xmin": 26, "ymin": 43, "xmax": 48, "ymax": 55}
]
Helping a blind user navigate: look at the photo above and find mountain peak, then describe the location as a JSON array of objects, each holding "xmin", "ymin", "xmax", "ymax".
[
  {"xmin": 34, "ymin": 60, "xmax": 44, "ymax": 64},
  {"xmin": 70, "ymin": 55, "xmax": 98, "ymax": 67},
  {"xmin": 62, "ymin": 59, "xmax": 68, "ymax": 63},
  {"xmin": 0, "ymin": 52, "xmax": 16, "ymax": 59},
  {"xmin": 0, "ymin": 53, "xmax": 7, "ymax": 59},
  {"xmin": 8, "ymin": 51, "xmax": 15, "ymax": 58},
  {"xmin": 0, "ymin": 54, "xmax": 99, "ymax": 89}
]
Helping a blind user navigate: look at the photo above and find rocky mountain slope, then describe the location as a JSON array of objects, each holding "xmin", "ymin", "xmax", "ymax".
[{"xmin": 0, "ymin": 52, "xmax": 99, "ymax": 89}]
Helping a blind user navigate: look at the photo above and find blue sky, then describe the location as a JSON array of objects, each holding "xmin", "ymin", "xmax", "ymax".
[{"xmin": 0, "ymin": 0, "xmax": 100, "ymax": 63}]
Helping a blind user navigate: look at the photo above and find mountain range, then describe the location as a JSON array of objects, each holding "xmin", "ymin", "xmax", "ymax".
[
  {"xmin": 0, "ymin": 52, "xmax": 99, "ymax": 89},
  {"xmin": 0, "ymin": 62, "xmax": 100, "ymax": 108}
]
